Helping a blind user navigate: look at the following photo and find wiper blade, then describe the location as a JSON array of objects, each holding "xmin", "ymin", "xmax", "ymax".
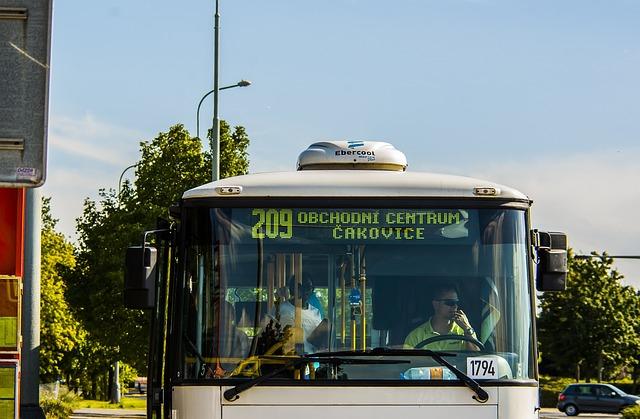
[
  {"xmin": 308, "ymin": 347, "xmax": 457, "ymax": 358},
  {"xmin": 223, "ymin": 355, "xmax": 410, "ymax": 402},
  {"xmin": 310, "ymin": 348, "xmax": 489, "ymax": 403},
  {"xmin": 405, "ymin": 349, "xmax": 489, "ymax": 403}
]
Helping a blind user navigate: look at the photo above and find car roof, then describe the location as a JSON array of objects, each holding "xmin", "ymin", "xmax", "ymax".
[{"xmin": 564, "ymin": 383, "xmax": 622, "ymax": 391}]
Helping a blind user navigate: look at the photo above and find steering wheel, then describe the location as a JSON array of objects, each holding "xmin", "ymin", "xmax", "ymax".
[{"xmin": 415, "ymin": 334, "xmax": 485, "ymax": 351}]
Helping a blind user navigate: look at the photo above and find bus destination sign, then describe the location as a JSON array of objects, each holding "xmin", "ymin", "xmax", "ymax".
[{"xmin": 249, "ymin": 209, "xmax": 467, "ymax": 242}]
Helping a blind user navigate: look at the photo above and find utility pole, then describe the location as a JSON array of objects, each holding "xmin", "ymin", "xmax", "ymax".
[
  {"xmin": 211, "ymin": 0, "xmax": 221, "ymax": 181},
  {"xmin": 21, "ymin": 188, "xmax": 44, "ymax": 419},
  {"xmin": 111, "ymin": 361, "xmax": 121, "ymax": 404}
]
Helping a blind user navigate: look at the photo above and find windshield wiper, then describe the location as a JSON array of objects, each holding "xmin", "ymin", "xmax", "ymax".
[
  {"xmin": 310, "ymin": 347, "xmax": 489, "ymax": 403},
  {"xmin": 223, "ymin": 355, "xmax": 410, "ymax": 402},
  {"xmin": 420, "ymin": 349, "xmax": 489, "ymax": 403},
  {"xmin": 308, "ymin": 347, "xmax": 456, "ymax": 358}
]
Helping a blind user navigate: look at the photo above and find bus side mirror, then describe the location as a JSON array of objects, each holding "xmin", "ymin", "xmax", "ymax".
[
  {"xmin": 535, "ymin": 231, "xmax": 568, "ymax": 292},
  {"xmin": 124, "ymin": 246, "xmax": 157, "ymax": 309}
]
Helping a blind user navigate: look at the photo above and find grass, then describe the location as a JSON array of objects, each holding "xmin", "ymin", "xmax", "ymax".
[{"xmin": 76, "ymin": 395, "xmax": 146, "ymax": 410}]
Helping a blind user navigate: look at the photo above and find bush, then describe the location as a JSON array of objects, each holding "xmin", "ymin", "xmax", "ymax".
[
  {"xmin": 119, "ymin": 362, "xmax": 139, "ymax": 389},
  {"xmin": 539, "ymin": 376, "xmax": 576, "ymax": 408},
  {"xmin": 41, "ymin": 397, "xmax": 73, "ymax": 419},
  {"xmin": 40, "ymin": 388, "xmax": 80, "ymax": 419},
  {"xmin": 622, "ymin": 405, "xmax": 640, "ymax": 419}
]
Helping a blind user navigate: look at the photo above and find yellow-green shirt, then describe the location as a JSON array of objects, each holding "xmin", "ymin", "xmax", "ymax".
[{"xmin": 403, "ymin": 318, "xmax": 475, "ymax": 351}]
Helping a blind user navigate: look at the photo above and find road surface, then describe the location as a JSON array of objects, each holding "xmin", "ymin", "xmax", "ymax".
[
  {"xmin": 70, "ymin": 408, "xmax": 145, "ymax": 419},
  {"xmin": 540, "ymin": 407, "xmax": 621, "ymax": 418},
  {"xmin": 71, "ymin": 407, "xmax": 621, "ymax": 418}
]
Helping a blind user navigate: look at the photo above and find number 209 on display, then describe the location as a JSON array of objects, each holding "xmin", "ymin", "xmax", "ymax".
[{"xmin": 251, "ymin": 209, "xmax": 293, "ymax": 239}]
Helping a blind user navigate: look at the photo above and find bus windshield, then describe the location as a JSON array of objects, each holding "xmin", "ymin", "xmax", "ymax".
[{"xmin": 179, "ymin": 206, "xmax": 534, "ymax": 382}]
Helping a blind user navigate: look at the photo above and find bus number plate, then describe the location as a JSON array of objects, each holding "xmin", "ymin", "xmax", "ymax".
[{"xmin": 466, "ymin": 357, "xmax": 498, "ymax": 379}]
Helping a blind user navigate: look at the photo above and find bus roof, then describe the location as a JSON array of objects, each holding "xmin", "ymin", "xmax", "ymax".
[{"xmin": 182, "ymin": 170, "xmax": 530, "ymax": 202}]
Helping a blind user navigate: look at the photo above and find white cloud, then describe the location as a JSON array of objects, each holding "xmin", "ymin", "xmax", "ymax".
[
  {"xmin": 461, "ymin": 149, "xmax": 640, "ymax": 288},
  {"xmin": 49, "ymin": 113, "xmax": 143, "ymax": 166},
  {"xmin": 43, "ymin": 114, "xmax": 147, "ymax": 241},
  {"xmin": 41, "ymin": 167, "xmax": 100, "ymax": 242}
]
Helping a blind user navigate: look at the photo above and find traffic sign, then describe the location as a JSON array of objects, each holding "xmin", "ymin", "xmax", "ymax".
[{"xmin": 0, "ymin": 2, "xmax": 53, "ymax": 187}]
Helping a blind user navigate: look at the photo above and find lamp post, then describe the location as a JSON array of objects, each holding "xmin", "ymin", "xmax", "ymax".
[
  {"xmin": 212, "ymin": 0, "xmax": 221, "ymax": 182},
  {"xmin": 209, "ymin": 0, "xmax": 251, "ymax": 181},
  {"xmin": 196, "ymin": 80, "xmax": 251, "ymax": 140},
  {"xmin": 118, "ymin": 163, "xmax": 138, "ymax": 201}
]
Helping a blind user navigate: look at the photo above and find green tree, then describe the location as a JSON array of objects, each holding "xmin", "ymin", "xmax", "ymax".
[
  {"xmin": 66, "ymin": 122, "xmax": 250, "ymax": 395},
  {"xmin": 135, "ymin": 124, "xmax": 211, "ymax": 219},
  {"xmin": 40, "ymin": 197, "xmax": 85, "ymax": 383},
  {"xmin": 538, "ymin": 251, "xmax": 640, "ymax": 381},
  {"xmin": 67, "ymin": 191, "xmax": 148, "ymax": 373}
]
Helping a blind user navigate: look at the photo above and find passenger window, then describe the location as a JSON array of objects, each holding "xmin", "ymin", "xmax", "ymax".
[
  {"xmin": 597, "ymin": 387, "xmax": 616, "ymax": 397},
  {"xmin": 576, "ymin": 386, "xmax": 592, "ymax": 395}
]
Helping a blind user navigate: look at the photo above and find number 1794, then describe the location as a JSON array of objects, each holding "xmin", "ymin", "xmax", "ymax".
[{"xmin": 467, "ymin": 357, "xmax": 497, "ymax": 379}]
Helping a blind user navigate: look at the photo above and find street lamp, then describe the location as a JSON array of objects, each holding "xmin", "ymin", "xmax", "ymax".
[
  {"xmin": 196, "ymin": 80, "xmax": 251, "ymax": 140},
  {"xmin": 118, "ymin": 163, "xmax": 137, "ymax": 201},
  {"xmin": 207, "ymin": 0, "xmax": 251, "ymax": 181}
]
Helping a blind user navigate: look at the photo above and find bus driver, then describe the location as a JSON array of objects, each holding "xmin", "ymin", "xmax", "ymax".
[{"xmin": 404, "ymin": 283, "xmax": 480, "ymax": 351}]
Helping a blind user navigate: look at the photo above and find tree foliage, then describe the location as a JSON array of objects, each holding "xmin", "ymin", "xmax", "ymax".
[
  {"xmin": 40, "ymin": 197, "xmax": 85, "ymax": 382},
  {"xmin": 212, "ymin": 120, "xmax": 250, "ymax": 179},
  {"xmin": 67, "ymin": 191, "xmax": 148, "ymax": 371},
  {"xmin": 135, "ymin": 124, "xmax": 211, "ymax": 218},
  {"xmin": 65, "ymin": 122, "xmax": 250, "ymax": 389},
  {"xmin": 538, "ymin": 251, "xmax": 640, "ymax": 381}
]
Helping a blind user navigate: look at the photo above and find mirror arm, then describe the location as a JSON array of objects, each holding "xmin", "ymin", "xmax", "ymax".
[{"xmin": 141, "ymin": 228, "xmax": 171, "ymax": 275}]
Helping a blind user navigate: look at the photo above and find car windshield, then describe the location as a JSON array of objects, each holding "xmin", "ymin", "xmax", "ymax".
[{"xmin": 179, "ymin": 206, "xmax": 534, "ymax": 382}]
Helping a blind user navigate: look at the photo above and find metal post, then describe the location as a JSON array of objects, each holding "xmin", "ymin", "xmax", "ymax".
[
  {"xmin": 21, "ymin": 188, "xmax": 45, "ymax": 419},
  {"xmin": 212, "ymin": 0, "xmax": 221, "ymax": 181},
  {"xmin": 112, "ymin": 361, "xmax": 121, "ymax": 404}
]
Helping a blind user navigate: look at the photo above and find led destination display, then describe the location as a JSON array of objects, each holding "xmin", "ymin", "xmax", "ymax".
[{"xmin": 248, "ymin": 208, "xmax": 470, "ymax": 242}]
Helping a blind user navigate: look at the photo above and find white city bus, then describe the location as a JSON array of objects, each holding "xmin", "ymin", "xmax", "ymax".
[{"xmin": 125, "ymin": 141, "xmax": 568, "ymax": 419}]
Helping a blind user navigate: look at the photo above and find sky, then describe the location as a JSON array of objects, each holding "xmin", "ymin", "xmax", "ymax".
[{"xmin": 42, "ymin": 0, "xmax": 640, "ymax": 286}]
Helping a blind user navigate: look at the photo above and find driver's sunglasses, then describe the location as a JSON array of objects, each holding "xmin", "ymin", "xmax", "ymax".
[{"xmin": 435, "ymin": 299, "xmax": 459, "ymax": 307}]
